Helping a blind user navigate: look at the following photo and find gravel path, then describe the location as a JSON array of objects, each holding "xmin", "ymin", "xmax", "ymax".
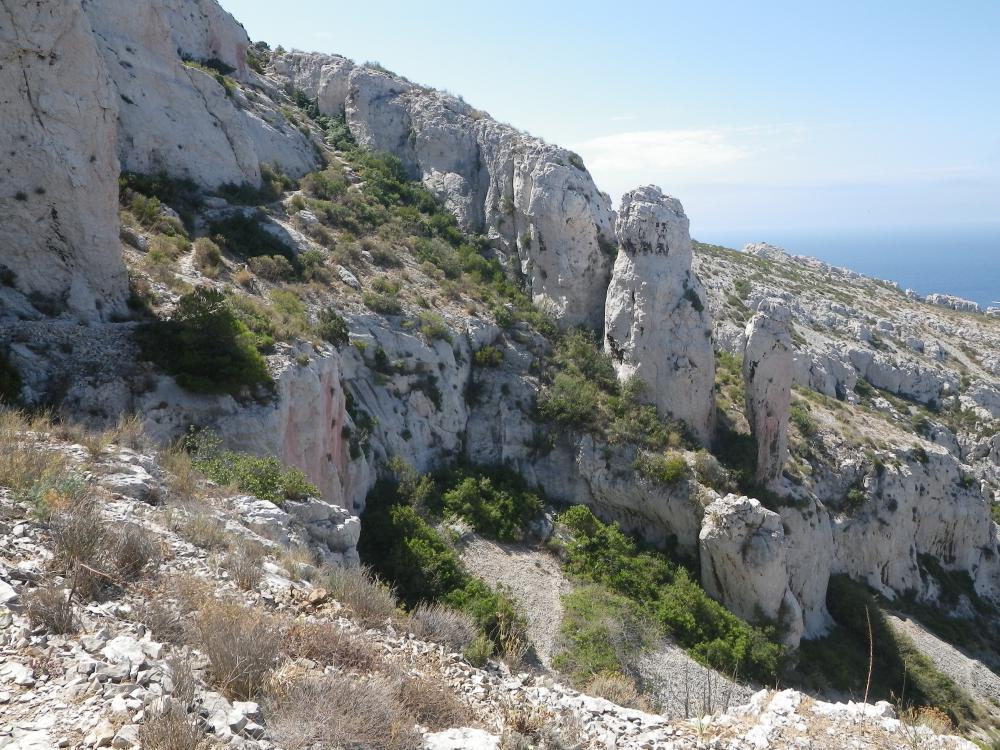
[
  {"xmin": 638, "ymin": 644, "xmax": 757, "ymax": 718},
  {"xmin": 886, "ymin": 613, "xmax": 1000, "ymax": 706},
  {"xmin": 457, "ymin": 536, "xmax": 570, "ymax": 667}
]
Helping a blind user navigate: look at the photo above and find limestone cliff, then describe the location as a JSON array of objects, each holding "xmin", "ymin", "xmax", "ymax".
[
  {"xmin": 0, "ymin": 0, "xmax": 127, "ymax": 320},
  {"xmin": 604, "ymin": 186, "xmax": 716, "ymax": 444}
]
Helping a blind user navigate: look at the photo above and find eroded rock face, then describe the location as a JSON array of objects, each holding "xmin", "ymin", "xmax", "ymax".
[
  {"xmin": 743, "ymin": 300, "xmax": 794, "ymax": 486},
  {"xmin": 274, "ymin": 57, "xmax": 617, "ymax": 329},
  {"xmin": 833, "ymin": 446, "xmax": 1000, "ymax": 603},
  {"xmin": 604, "ymin": 186, "xmax": 716, "ymax": 444},
  {"xmin": 83, "ymin": 0, "xmax": 319, "ymax": 188},
  {"xmin": 699, "ymin": 494, "xmax": 804, "ymax": 647},
  {"xmin": 0, "ymin": 0, "xmax": 127, "ymax": 320}
]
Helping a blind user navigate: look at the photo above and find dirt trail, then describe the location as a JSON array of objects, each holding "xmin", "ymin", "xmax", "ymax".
[
  {"xmin": 887, "ymin": 612, "xmax": 1000, "ymax": 706},
  {"xmin": 458, "ymin": 536, "xmax": 570, "ymax": 667}
]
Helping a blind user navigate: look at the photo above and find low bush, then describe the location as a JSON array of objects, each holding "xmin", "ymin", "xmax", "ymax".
[
  {"xmin": 553, "ymin": 584, "xmax": 657, "ymax": 686},
  {"xmin": 406, "ymin": 602, "xmax": 478, "ymax": 652},
  {"xmin": 359, "ymin": 477, "xmax": 528, "ymax": 660},
  {"xmin": 24, "ymin": 582, "xmax": 76, "ymax": 634},
  {"xmin": 473, "ymin": 345, "xmax": 504, "ymax": 368},
  {"xmin": 184, "ymin": 429, "xmax": 317, "ymax": 504},
  {"xmin": 136, "ymin": 288, "xmax": 272, "ymax": 395},
  {"xmin": 139, "ymin": 708, "xmax": 206, "ymax": 750},
  {"xmin": 557, "ymin": 505, "xmax": 783, "ymax": 682},
  {"xmin": 432, "ymin": 469, "xmax": 543, "ymax": 542},
  {"xmin": 195, "ymin": 600, "xmax": 281, "ymax": 700},
  {"xmin": 417, "ymin": 311, "xmax": 452, "ymax": 342},
  {"xmin": 284, "ymin": 620, "xmax": 380, "ymax": 671},
  {"xmin": 316, "ymin": 307, "xmax": 349, "ymax": 347},
  {"xmin": 107, "ymin": 523, "xmax": 160, "ymax": 581},
  {"xmin": 317, "ymin": 564, "xmax": 398, "ymax": 625},
  {"xmin": 223, "ymin": 540, "xmax": 265, "ymax": 590},
  {"xmin": 363, "ymin": 290, "xmax": 403, "ymax": 315},
  {"xmin": 264, "ymin": 674, "xmax": 422, "ymax": 750},
  {"xmin": 634, "ymin": 450, "xmax": 688, "ymax": 485},
  {"xmin": 249, "ymin": 254, "xmax": 296, "ymax": 281},
  {"xmin": 392, "ymin": 674, "xmax": 471, "ymax": 730},
  {"xmin": 120, "ymin": 171, "xmax": 202, "ymax": 231},
  {"xmin": 789, "ymin": 403, "xmax": 816, "ymax": 437}
]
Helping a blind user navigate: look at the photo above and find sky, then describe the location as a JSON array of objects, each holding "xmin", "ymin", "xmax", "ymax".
[{"xmin": 220, "ymin": 0, "xmax": 1000, "ymax": 238}]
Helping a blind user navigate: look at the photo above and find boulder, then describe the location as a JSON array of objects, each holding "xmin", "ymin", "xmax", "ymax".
[
  {"xmin": 0, "ymin": 0, "xmax": 128, "ymax": 320},
  {"xmin": 743, "ymin": 300, "xmax": 794, "ymax": 486},
  {"xmin": 604, "ymin": 186, "xmax": 716, "ymax": 444},
  {"xmin": 699, "ymin": 495, "xmax": 805, "ymax": 647}
]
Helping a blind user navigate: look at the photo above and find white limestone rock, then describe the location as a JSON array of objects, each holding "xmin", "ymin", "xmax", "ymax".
[
  {"xmin": 83, "ymin": 0, "xmax": 319, "ymax": 189},
  {"xmin": 743, "ymin": 300, "xmax": 794, "ymax": 486},
  {"xmin": 275, "ymin": 58, "xmax": 617, "ymax": 328},
  {"xmin": 604, "ymin": 186, "xmax": 716, "ymax": 444},
  {"xmin": 0, "ymin": 0, "xmax": 128, "ymax": 320},
  {"xmin": 699, "ymin": 495, "xmax": 804, "ymax": 647},
  {"xmin": 927, "ymin": 293, "xmax": 980, "ymax": 313}
]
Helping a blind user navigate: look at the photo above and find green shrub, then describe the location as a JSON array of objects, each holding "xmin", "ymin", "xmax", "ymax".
[
  {"xmin": 433, "ymin": 470, "xmax": 542, "ymax": 542},
  {"xmin": 634, "ymin": 451, "xmax": 688, "ymax": 485},
  {"xmin": 557, "ymin": 505, "xmax": 783, "ymax": 682},
  {"xmin": 120, "ymin": 171, "xmax": 202, "ymax": 231},
  {"xmin": 733, "ymin": 278, "xmax": 751, "ymax": 299},
  {"xmin": 358, "ymin": 477, "xmax": 528, "ymax": 658},
  {"xmin": 209, "ymin": 212, "xmax": 297, "ymax": 265},
  {"xmin": 193, "ymin": 237, "xmax": 222, "ymax": 277},
  {"xmin": 249, "ymin": 254, "xmax": 296, "ymax": 281},
  {"xmin": 317, "ymin": 308, "xmax": 350, "ymax": 348},
  {"xmin": 472, "ymin": 346, "xmax": 503, "ymax": 368},
  {"xmin": 363, "ymin": 291, "xmax": 403, "ymax": 316},
  {"xmin": 538, "ymin": 331, "xmax": 691, "ymax": 452},
  {"xmin": 553, "ymin": 584, "xmax": 658, "ymax": 685},
  {"xmin": 417, "ymin": 312, "xmax": 452, "ymax": 343},
  {"xmin": 185, "ymin": 429, "xmax": 317, "ymax": 504},
  {"xmin": 136, "ymin": 288, "xmax": 272, "ymax": 395},
  {"xmin": 302, "ymin": 168, "xmax": 350, "ymax": 200},
  {"xmin": 789, "ymin": 403, "xmax": 816, "ymax": 437}
]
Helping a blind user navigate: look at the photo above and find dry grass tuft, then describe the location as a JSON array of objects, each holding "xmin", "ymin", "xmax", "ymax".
[
  {"xmin": 284, "ymin": 620, "xmax": 380, "ymax": 672},
  {"xmin": 107, "ymin": 522, "xmax": 160, "ymax": 580},
  {"xmin": 223, "ymin": 539, "xmax": 265, "ymax": 591},
  {"xmin": 583, "ymin": 672, "xmax": 643, "ymax": 709},
  {"xmin": 406, "ymin": 602, "xmax": 478, "ymax": 653},
  {"xmin": 195, "ymin": 600, "xmax": 281, "ymax": 700},
  {"xmin": 319, "ymin": 564, "xmax": 398, "ymax": 624},
  {"xmin": 160, "ymin": 445, "xmax": 202, "ymax": 503},
  {"xmin": 24, "ymin": 582, "xmax": 76, "ymax": 633},
  {"xmin": 139, "ymin": 708, "xmax": 207, "ymax": 750},
  {"xmin": 264, "ymin": 674, "xmax": 422, "ymax": 750},
  {"xmin": 499, "ymin": 702, "xmax": 584, "ymax": 750},
  {"xmin": 113, "ymin": 414, "xmax": 147, "ymax": 451},
  {"xmin": 391, "ymin": 672, "xmax": 472, "ymax": 731},
  {"xmin": 172, "ymin": 510, "xmax": 227, "ymax": 550}
]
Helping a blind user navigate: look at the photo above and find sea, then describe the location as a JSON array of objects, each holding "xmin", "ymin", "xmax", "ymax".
[{"xmin": 699, "ymin": 226, "xmax": 1000, "ymax": 310}]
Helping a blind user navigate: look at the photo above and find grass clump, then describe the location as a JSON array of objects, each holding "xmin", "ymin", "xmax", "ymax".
[
  {"xmin": 557, "ymin": 505, "xmax": 783, "ymax": 682},
  {"xmin": 196, "ymin": 600, "xmax": 281, "ymax": 700},
  {"xmin": 136, "ymin": 288, "xmax": 272, "ymax": 396},
  {"xmin": 184, "ymin": 429, "xmax": 317, "ymax": 504}
]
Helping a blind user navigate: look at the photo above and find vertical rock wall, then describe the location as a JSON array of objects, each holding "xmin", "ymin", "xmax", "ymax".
[{"xmin": 0, "ymin": 0, "xmax": 127, "ymax": 320}]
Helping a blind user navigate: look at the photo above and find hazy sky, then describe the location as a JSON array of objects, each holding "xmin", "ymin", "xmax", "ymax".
[{"xmin": 220, "ymin": 0, "xmax": 1000, "ymax": 237}]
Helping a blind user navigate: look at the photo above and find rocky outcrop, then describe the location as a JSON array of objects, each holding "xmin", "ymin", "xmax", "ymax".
[
  {"xmin": 83, "ymin": 0, "xmax": 319, "ymax": 189},
  {"xmin": 927, "ymin": 293, "xmax": 981, "ymax": 314},
  {"xmin": 0, "ymin": 0, "xmax": 128, "ymax": 320},
  {"xmin": 273, "ymin": 56, "xmax": 617, "ymax": 329},
  {"xmin": 699, "ymin": 495, "xmax": 805, "ymax": 647},
  {"xmin": 604, "ymin": 186, "xmax": 716, "ymax": 444},
  {"xmin": 832, "ymin": 446, "xmax": 1000, "ymax": 603},
  {"xmin": 743, "ymin": 300, "xmax": 794, "ymax": 486}
]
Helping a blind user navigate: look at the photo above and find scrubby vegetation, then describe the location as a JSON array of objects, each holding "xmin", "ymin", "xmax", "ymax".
[
  {"xmin": 557, "ymin": 505, "xmax": 784, "ymax": 683},
  {"xmin": 796, "ymin": 575, "xmax": 982, "ymax": 728},
  {"xmin": 538, "ymin": 330, "xmax": 693, "ymax": 451},
  {"xmin": 358, "ymin": 463, "xmax": 530, "ymax": 662},
  {"xmin": 183, "ymin": 429, "xmax": 317, "ymax": 504},
  {"xmin": 136, "ymin": 288, "xmax": 273, "ymax": 396}
]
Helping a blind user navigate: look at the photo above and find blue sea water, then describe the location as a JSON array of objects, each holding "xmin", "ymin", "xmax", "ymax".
[{"xmin": 699, "ymin": 226, "xmax": 1000, "ymax": 310}]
